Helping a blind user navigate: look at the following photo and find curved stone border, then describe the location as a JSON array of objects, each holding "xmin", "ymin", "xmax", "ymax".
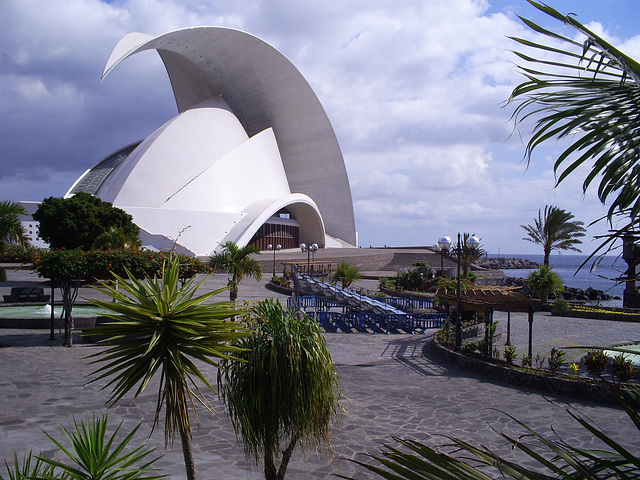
[
  {"xmin": 265, "ymin": 281, "xmax": 294, "ymax": 295},
  {"xmin": 427, "ymin": 337, "xmax": 637, "ymax": 405}
]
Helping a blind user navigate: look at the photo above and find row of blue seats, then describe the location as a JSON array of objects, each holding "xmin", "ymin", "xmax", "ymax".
[
  {"xmin": 308, "ymin": 311, "xmax": 446, "ymax": 334},
  {"xmin": 379, "ymin": 297, "xmax": 435, "ymax": 311}
]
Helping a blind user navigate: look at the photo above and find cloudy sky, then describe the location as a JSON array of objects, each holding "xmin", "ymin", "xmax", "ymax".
[{"xmin": 2, "ymin": 0, "xmax": 640, "ymax": 255}]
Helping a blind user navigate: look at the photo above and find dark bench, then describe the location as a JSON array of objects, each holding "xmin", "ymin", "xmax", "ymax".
[{"xmin": 3, "ymin": 287, "xmax": 50, "ymax": 303}]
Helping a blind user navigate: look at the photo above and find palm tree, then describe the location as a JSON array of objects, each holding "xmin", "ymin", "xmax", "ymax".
[
  {"xmin": 460, "ymin": 233, "xmax": 485, "ymax": 278},
  {"xmin": 521, "ymin": 206, "xmax": 586, "ymax": 266},
  {"xmin": 217, "ymin": 298, "xmax": 342, "ymax": 480},
  {"xmin": 0, "ymin": 200, "xmax": 28, "ymax": 256},
  {"xmin": 526, "ymin": 264, "xmax": 563, "ymax": 304},
  {"xmin": 508, "ymin": 1, "xmax": 640, "ymax": 255},
  {"xmin": 92, "ymin": 226, "xmax": 141, "ymax": 251},
  {"xmin": 209, "ymin": 241, "xmax": 262, "ymax": 302},
  {"xmin": 86, "ymin": 257, "xmax": 250, "ymax": 480},
  {"xmin": 331, "ymin": 261, "xmax": 361, "ymax": 289}
]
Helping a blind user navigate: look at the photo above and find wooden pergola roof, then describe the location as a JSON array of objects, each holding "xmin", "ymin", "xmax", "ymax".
[{"xmin": 436, "ymin": 286, "xmax": 542, "ymax": 312}]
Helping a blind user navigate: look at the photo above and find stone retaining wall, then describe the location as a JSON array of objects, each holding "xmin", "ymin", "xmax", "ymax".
[{"xmin": 427, "ymin": 337, "xmax": 637, "ymax": 405}]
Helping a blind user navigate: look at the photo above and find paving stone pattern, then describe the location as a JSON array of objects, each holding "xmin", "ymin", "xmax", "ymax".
[{"xmin": 1, "ymin": 270, "xmax": 640, "ymax": 478}]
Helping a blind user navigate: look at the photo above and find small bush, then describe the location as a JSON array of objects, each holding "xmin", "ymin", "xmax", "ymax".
[
  {"xmin": 611, "ymin": 354, "xmax": 638, "ymax": 384},
  {"xmin": 568, "ymin": 362, "xmax": 579, "ymax": 375},
  {"xmin": 547, "ymin": 348, "xmax": 566, "ymax": 373},
  {"xmin": 553, "ymin": 298, "xmax": 569, "ymax": 310},
  {"xmin": 437, "ymin": 324, "xmax": 454, "ymax": 347},
  {"xmin": 584, "ymin": 350, "xmax": 609, "ymax": 378},
  {"xmin": 463, "ymin": 341, "xmax": 481, "ymax": 353},
  {"xmin": 379, "ymin": 277, "xmax": 396, "ymax": 290},
  {"xmin": 533, "ymin": 353, "xmax": 546, "ymax": 370},
  {"xmin": 503, "ymin": 345, "xmax": 517, "ymax": 364},
  {"xmin": 521, "ymin": 354, "xmax": 532, "ymax": 368},
  {"xmin": 270, "ymin": 275, "xmax": 291, "ymax": 288}
]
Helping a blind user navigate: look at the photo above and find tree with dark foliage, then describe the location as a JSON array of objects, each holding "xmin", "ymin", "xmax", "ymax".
[{"xmin": 33, "ymin": 192, "xmax": 139, "ymax": 251}]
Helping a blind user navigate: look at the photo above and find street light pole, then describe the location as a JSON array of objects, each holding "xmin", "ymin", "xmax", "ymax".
[
  {"xmin": 432, "ymin": 244, "xmax": 442, "ymax": 276},
  {"xmin": 299, "ymin": 243, "xmax": 318, "ymax": 275},
  {"xmin": 456, "ymin": 233, "xmax": 463, "ymax": 350},
  {"xmin": 438, "ymin": 233, "xmax": 479, "ymax": 350},
  {"xmin": 267, "ymin": 244, "xmax": 281, "ymax": 277}
]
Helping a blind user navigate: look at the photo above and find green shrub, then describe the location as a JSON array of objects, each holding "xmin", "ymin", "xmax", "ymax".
[
  {"xmin": 463, "ymin": 341, "xmax": 480, "ymax": 353},
  {"xmin": 611, "ymin": 354, "xmax": 638, "ymax": 384},
  {"xmin": 503, "ymin": 345, "xmax": 517, "ymax": 364},
  {"xmin": 378, "ymin": 277, "xmax": 396, "ymax": 290},
  {"xmin": 437, "ymin": 324, "xmax": 454, "ymax": 347},
  {"xmin": 547, "ymin": 348, "xmax": 566, "ymax": 373},
  {"xmin": 584, "ymin": 350, "xmax": 609, "ymax": 378},
  {"xmin": 270, "ymin": 275, "xmax": 291, "ymax": 288},
  {"xmin": 533, "ymin": 352, "xmax": 546, "ymax": 370},
  {"xmin": 1, "ymin": 243, "xmax": 41, "ymax": 262},
  {"xmin": 553, "ymin": 298, "xmax": 569, "ymax": 310}
]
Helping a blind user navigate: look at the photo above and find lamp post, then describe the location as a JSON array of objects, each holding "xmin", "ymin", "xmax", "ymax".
[
  {"xmin": 299, "ymin": 243, "xmax": 318, "ymax": 275},
  {"xmin": 432, "ymin": 244, "xmax": 442, "ymax": 276},
  {"xmin": 437, "ymin": 236, "xmax": 452, "ymax": 276},
  {"xmin": 438, "ymin": 233, "xmax": 479, "ymax": 350},
  {"xmin": 267, "ymin": 244, "xmax": 281, "ymax": 277}
]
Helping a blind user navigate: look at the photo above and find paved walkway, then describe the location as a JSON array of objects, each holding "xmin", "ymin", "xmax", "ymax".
[{"xmin": 2, "ymin": 272, "xmax": 640, "ymax": 478}]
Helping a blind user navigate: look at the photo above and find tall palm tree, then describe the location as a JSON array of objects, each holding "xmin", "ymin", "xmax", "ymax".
[
  {"xmin": 86, "ymin": 257, "xmax": 250, "ymax": 480},
  {"xmin": 508, "ymin": 0, "xmax": 640, "ymax": 255},
  {"xmin": 0, "ymin": 200, "xmax": 28, "ymax": 256},
  {"xmin": 521, "ymin": 206, "xmax": 586, "ymax": 266},
  {"xmin": 209, "ymin": 241, "xmax": 262, "ymax": 302},
  {"xmin": 217, "ymin": 298, "xmax": 341, "ymax": 480}
]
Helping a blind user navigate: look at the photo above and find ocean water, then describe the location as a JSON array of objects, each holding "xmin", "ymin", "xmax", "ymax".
[{"xmin": 490, "ymin": 253, "xmax": 628, "ymax": 303}]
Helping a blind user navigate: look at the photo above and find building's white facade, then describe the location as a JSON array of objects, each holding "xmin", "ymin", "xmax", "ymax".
[{"xmin": 64, "ymin": 27, "xmax": 356, "ymax": 256}]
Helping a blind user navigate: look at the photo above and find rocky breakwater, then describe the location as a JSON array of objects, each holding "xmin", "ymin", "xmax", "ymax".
[
  {"xmin": 476, "ymin": 257, "xmax": 539, "ymax": 270},
  {"xmin": 505, "ymin": 277, "xmax": 617, "ymax": 302}
]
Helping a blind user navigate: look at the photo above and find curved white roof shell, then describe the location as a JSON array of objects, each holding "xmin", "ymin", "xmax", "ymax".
[{"xmin": 82, "ymin": 26, "xmax": 356, "ymax": 255}]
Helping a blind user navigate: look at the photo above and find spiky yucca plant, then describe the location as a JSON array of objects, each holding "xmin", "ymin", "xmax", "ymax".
[
  {"xmin": 86, "ymin": 257, "xmax": 250, "ymax": 480},
  {"xmin": 2, "ymin": 452, "xmax": 55, "ymax": 480},
  {"xmin": 39, "ymin": 415, "xmax": 165, "ymax": 480}
]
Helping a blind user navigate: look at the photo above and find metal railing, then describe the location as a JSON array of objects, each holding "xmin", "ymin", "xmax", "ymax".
[{"xmin": 308, "ymin": 311, "xmax": 445, "ymax": 334}]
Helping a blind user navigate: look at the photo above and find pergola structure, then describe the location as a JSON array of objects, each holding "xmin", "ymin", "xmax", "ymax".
[{"xmin": 437, "ymin": 287, "xmax": 543, "ymax": 360}]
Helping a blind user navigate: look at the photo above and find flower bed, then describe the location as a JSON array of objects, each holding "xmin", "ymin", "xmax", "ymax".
[
  {"xmin": 427, "ymin": 337, "xmax": 638, "ymax": 405},
  {"xmin": 551, "ymin": 306, "xmax": 640, "ymax": 323}
]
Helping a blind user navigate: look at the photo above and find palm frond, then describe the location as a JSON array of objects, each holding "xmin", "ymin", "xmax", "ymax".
[
  {"xmin": 349, "ymin": 390, "xmax": 640, "ymax": 480},
  {"xmin": 508, "ymin": 1, "xmax": 640, "ymax": 228}
]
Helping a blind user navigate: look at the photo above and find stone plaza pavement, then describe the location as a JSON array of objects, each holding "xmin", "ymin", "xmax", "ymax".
[{"xmin": 1, "ymin": 272, "xmax": 640, "ymax": 478}]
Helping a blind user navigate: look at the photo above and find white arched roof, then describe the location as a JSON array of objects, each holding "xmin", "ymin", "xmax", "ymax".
[{"xmin": 102, "ymin": 26, "xmax": 356, "ymax": 246}]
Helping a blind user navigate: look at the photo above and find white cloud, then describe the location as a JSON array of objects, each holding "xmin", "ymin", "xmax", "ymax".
[{"xmin": 1, "ymin": 0, "xmax": 637, "ymax": 255}]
